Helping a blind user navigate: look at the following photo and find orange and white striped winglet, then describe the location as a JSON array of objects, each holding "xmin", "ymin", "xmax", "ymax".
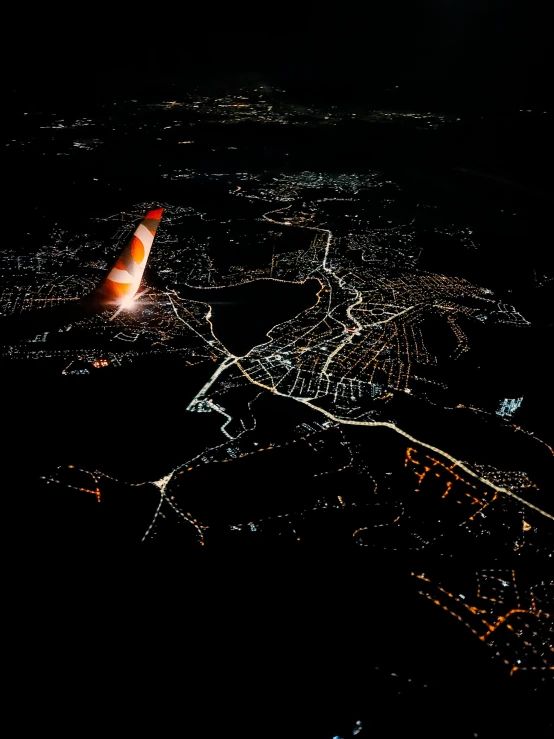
[{"xmin": 96, "ymin": 207, "xmax": 164, "ymax": 306}]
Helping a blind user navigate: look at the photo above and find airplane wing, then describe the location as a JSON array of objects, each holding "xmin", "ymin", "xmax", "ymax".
[{"xmin": 93, "ymin": 207, "xmax": 164, "ymax": 307}]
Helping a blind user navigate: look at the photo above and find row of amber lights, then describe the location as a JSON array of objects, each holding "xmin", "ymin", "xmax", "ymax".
[{"xmin": 413, "ymin": 572, "xmax": 553, "ymax": 675}]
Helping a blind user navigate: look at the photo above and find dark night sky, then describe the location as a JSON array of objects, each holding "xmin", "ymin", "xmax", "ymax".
[{"xmin": 6, "ymin": 1, "xmax": 553, "ymax": 111}]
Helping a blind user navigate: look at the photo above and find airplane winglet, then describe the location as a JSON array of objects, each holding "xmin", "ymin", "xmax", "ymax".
[{"xmin": 93, "ymin": 207, "xmax": 164, "ymax": 307}]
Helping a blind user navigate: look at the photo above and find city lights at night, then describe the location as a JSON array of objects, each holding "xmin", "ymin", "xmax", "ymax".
[{"xmin": 3, "ymin": 3, "xmax": 552, "ymax": 735}]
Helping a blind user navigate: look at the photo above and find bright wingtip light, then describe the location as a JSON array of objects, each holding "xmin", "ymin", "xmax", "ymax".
[
  {"xmin": 121, "ymin": 294, "xmax": 140, "ymax": 310},
  {"xmin": 93, "ymin": 207, "xmax": 164, "ymax": 308}
]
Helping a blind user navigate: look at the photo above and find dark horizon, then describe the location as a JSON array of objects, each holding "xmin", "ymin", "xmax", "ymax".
[{"xmin": 6, "ymin": 2, "xmax": 554, "ymax": 114}]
